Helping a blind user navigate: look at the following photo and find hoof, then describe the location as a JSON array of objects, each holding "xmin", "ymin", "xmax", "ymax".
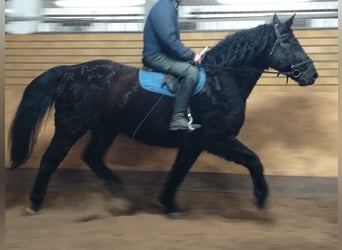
[
  {"xmin": 158, "ymin": 196, "xmax": 185, "ymax": 218},
  {"xmin": 108, "ymin": 198, "xmax": 134, "ymax": 216},
  {"xmin": 255, "ymin": 197, "xmax": 267, "ymax": 210},
  {"xmin": 166, "ymin": 211, "xmax": 185, "ymax": 219},
  {"xmin": 254, "ymin": 188, "xmax": 268, "ymax": 210},
  {"xmin": 24, "ymin": 202, "xmax": 42, "ymax": 215},
  {"xmin": 24, "ymin": 207, "xmax": 40, "ymax": 216}
]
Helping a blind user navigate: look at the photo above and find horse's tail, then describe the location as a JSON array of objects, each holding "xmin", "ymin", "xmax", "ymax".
[{"xmin": 8, "ymin": 65, "xmax": 69, "ymax": 169}]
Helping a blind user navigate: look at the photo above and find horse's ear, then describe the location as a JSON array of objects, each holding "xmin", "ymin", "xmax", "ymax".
[
  {"xmin": 272, "ymin": 14, "xmax": 281, "ymax": 24},
  {"xmin": 285, "ymin": 14, "xmax": 296, "ymax": 29}
]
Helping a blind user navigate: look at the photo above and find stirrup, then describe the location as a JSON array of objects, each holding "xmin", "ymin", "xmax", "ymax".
[{"xmin": 187, "ymin": 108, "xmax": 201, "ymax": 131}]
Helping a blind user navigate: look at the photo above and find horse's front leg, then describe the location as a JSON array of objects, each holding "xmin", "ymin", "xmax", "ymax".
[
  {"xmin": 159, "ymin": 145, "xmax": 202, "ymax": 217},
  {"xmin": 206, "ymin": 137, "xmax": 268, "ymax": 209}
]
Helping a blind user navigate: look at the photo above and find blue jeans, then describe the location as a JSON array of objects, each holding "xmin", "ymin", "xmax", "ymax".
[{"xmin": 143, "ymin": 53, "xmax": 199, "ymax": 114}]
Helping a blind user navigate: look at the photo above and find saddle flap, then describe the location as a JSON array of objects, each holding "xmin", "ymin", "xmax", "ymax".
[{"xmin": 138, "ymin": 66, "xmax": 206, "ymax": 97}]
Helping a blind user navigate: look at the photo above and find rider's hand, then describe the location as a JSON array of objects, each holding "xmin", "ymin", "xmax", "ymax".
[{"xmin": 193, "ymin": 53, "xmax": 202, "ymax": 64}]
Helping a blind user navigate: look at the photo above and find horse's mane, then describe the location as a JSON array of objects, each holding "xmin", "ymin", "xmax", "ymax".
[{"xmin": 203, "ymin": 23, "xmax": 273, "ymax": 67}]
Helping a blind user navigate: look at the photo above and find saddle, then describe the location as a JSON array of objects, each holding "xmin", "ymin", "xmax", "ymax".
[{"xmin": 138, "ymin": 66, "xmax": 206, "ymax": 97}]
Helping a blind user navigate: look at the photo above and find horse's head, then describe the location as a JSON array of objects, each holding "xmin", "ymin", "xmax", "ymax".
[{"xmin": 268, "ymin": 14, "xmax": 318, "ymax": 86}]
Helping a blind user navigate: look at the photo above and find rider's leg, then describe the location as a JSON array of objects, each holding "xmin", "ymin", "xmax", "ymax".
[
  {"xmin": 169, "ymin": 65, "xmax": 200, "ymax": 131},
  {"xmin": 143, "ymin": 53, "xmax": 201, "ymax": 131}
]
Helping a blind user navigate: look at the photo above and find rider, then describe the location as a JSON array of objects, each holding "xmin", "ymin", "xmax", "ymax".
[{"xmin": 142, "ymin": 0, "xmax": 202, "ymax": 131}]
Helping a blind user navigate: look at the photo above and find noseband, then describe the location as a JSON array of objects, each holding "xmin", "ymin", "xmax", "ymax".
[{"xmin": 269, "ymin": 24, "xmax": 314, "ymax": 83}]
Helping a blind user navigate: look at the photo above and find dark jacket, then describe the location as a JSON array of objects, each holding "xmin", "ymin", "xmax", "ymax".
[{"xmin": 143, "ymin": 0, "xmax": 195, "ymax": 61}]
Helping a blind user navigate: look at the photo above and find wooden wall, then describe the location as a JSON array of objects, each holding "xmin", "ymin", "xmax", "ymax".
[
  {"xmin": 5, "ymin": 30, "xmax": 338, "ymax": 85},
  {"xmin": 5, "ymin": 29, "xmax": 338, "ymax": 177}
]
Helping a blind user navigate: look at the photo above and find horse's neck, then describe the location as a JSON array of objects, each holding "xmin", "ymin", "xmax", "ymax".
[
  {"xmin": 208, "ymin": 61, "xmax": 267, "ymax": 100},
  {"xmin": 210, "ymin": 25, "xmax": 274, "ymax": 98},
  {"xmin": 219, "ymin": 70, "xmax": 263, "ymax": 100},
  {"xmin": 206, "ymin": 24, "xmax": 273, "ymax": 71}
]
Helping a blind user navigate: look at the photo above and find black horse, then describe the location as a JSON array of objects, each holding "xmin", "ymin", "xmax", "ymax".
[{"xmin": 9, "ymin": 14, "xmax": 318, "ymax": 216}]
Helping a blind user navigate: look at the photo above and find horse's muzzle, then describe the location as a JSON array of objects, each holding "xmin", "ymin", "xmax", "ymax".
[
  {"xmin": 298, "ymin": 67, "xmax": 318, "ymax": 86},
  {"xmin": 289, "ymin": 60, "xmax": 318, "ymax": 86}
]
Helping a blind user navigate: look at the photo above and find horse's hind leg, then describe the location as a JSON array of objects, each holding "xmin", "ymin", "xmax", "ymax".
[
  {"xmin": 28, "ymin": 127, "xmax": 87, "ymax": 214},
  {"xmin": 82, "ymin": 125, "xmax": 132, "ymax": 214}
]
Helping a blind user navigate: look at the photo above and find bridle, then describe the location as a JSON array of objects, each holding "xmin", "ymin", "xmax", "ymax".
[
  {"xmin": 269, "ymin": 23, "xmax": 314, "ymax": 83},
  {"xmin": 200, "ymin": 23, "xmax": 314, "ymax": 84}
]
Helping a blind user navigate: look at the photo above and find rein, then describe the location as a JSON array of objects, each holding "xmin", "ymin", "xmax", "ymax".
[
  {"xmin": 201, "ymin": 63, "xmax": 289, "ymax": 84},
  {"xmin": 201, "ymin": 63, "xmax": 279, "ymax": 75}
]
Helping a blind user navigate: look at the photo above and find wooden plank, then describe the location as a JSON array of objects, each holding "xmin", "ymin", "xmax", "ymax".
[
  {"xmin": 183, "ymin": 40, "xmax": 225, "ymax": 47},
  {"xmin": 5, "ymin": 51, "xmax": 337, "ymax": 64},
  {"xmin": 5, "ymin": 30, "xmax": 337, "ymax": 49},
  {"xmin": 6, "ymin": 70, "xmax": 45, "ymax": 78},
  {"xmin": 5, "ymin": 78, "xmax": 33, "ymax": 85},
  {"xmin": 181, "ymin": 32, "xmax": 229, "ymax": 40},
  {"xmin": 302, "ymin": 46, "xmax": 337, "ymax": 54},
  {"xmin": 293, "ymin": 29, "xmax": 337, "ymax": 38},
  {"xmin": 187, "ymin": 37, "xmax": 338, "ymax": 46},
  {"xmin": 311, "ymin": 61, "xmax": 337, "ymax": 69},
  {"xmin": 6, "ymin": 41, "xmax": 144, "ymax": 49},
  {"xmin": 5, "ymin": 31, "xmax": 337, "ymax": 55},
  {"xmin": 5, "ymin": 32, "xmax": 229, "ymax": 42},
  {"xmin": 257, "ymin": 77, "xmax": 337, "ymax": 85},
  {"xmin": 5, "ymin": 50, "xmax": 338, "ymax": 65},
  {"xmin": 5, "ymin": 76, "xmax": 337, "ymax": 86},
  {"xmin": 261, "ymin": 69, "xmax": 337, "ymax": 78},
  {"xmin": 5, "ymin": 82, "xmax": 336, "ymax": 93},
  {"xmin": 5, "ymin": 67, "xmax": 338, "ymax": 85},
  {"xmin": 5, "ymin": 55, "xmax": 337, "ymax": 72},
  {"xmin": 5, "ymin": 63, "xmax": 73, "ymax": 70},
  {"xmin": 6, "ymin": 42, "xmax": 337, "ymax": 53},
  {"xmin": 5, "ymin": 33, "xmax": 144, "ymax": 41},
  {"xmin": 298, "ymin": 38, "xmax": 338, "ymax": 46},
  {"xmin": 5, "ymin": 29, "xmax": 337, "ymax": 42},
  {"xmin": 309, "ymin": 54, "xmax": 337, "ymax": 61},
  {"xmin": 5, "ymin": 48, "xmax": 143, "ymax": 56},
  {"xmin": 5, "ymin": 68, "xmax": 337, "ymax": 79},
  {"xmin": 5, "ymin": 55, "xmax": 142, "ymax": 63},
  {"xmin": 5, "ymin": 53, "xmax": 337, "ymax": 67},
  {"xmin": 5, "ymin": 62, "xmax": 140, "ymax": 71},
  {"xmin": 5, "ymin": 57, "xmax": 333, "ymax": 70},
  {"xmin": 5, "ymin": 39, "xmax": 338, "ymax": 52}
]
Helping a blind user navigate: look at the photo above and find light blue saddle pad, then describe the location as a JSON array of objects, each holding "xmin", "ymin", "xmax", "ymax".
[{"xmin": 138, "ymin": 66, "xmax": 206, "ymax": 97}]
